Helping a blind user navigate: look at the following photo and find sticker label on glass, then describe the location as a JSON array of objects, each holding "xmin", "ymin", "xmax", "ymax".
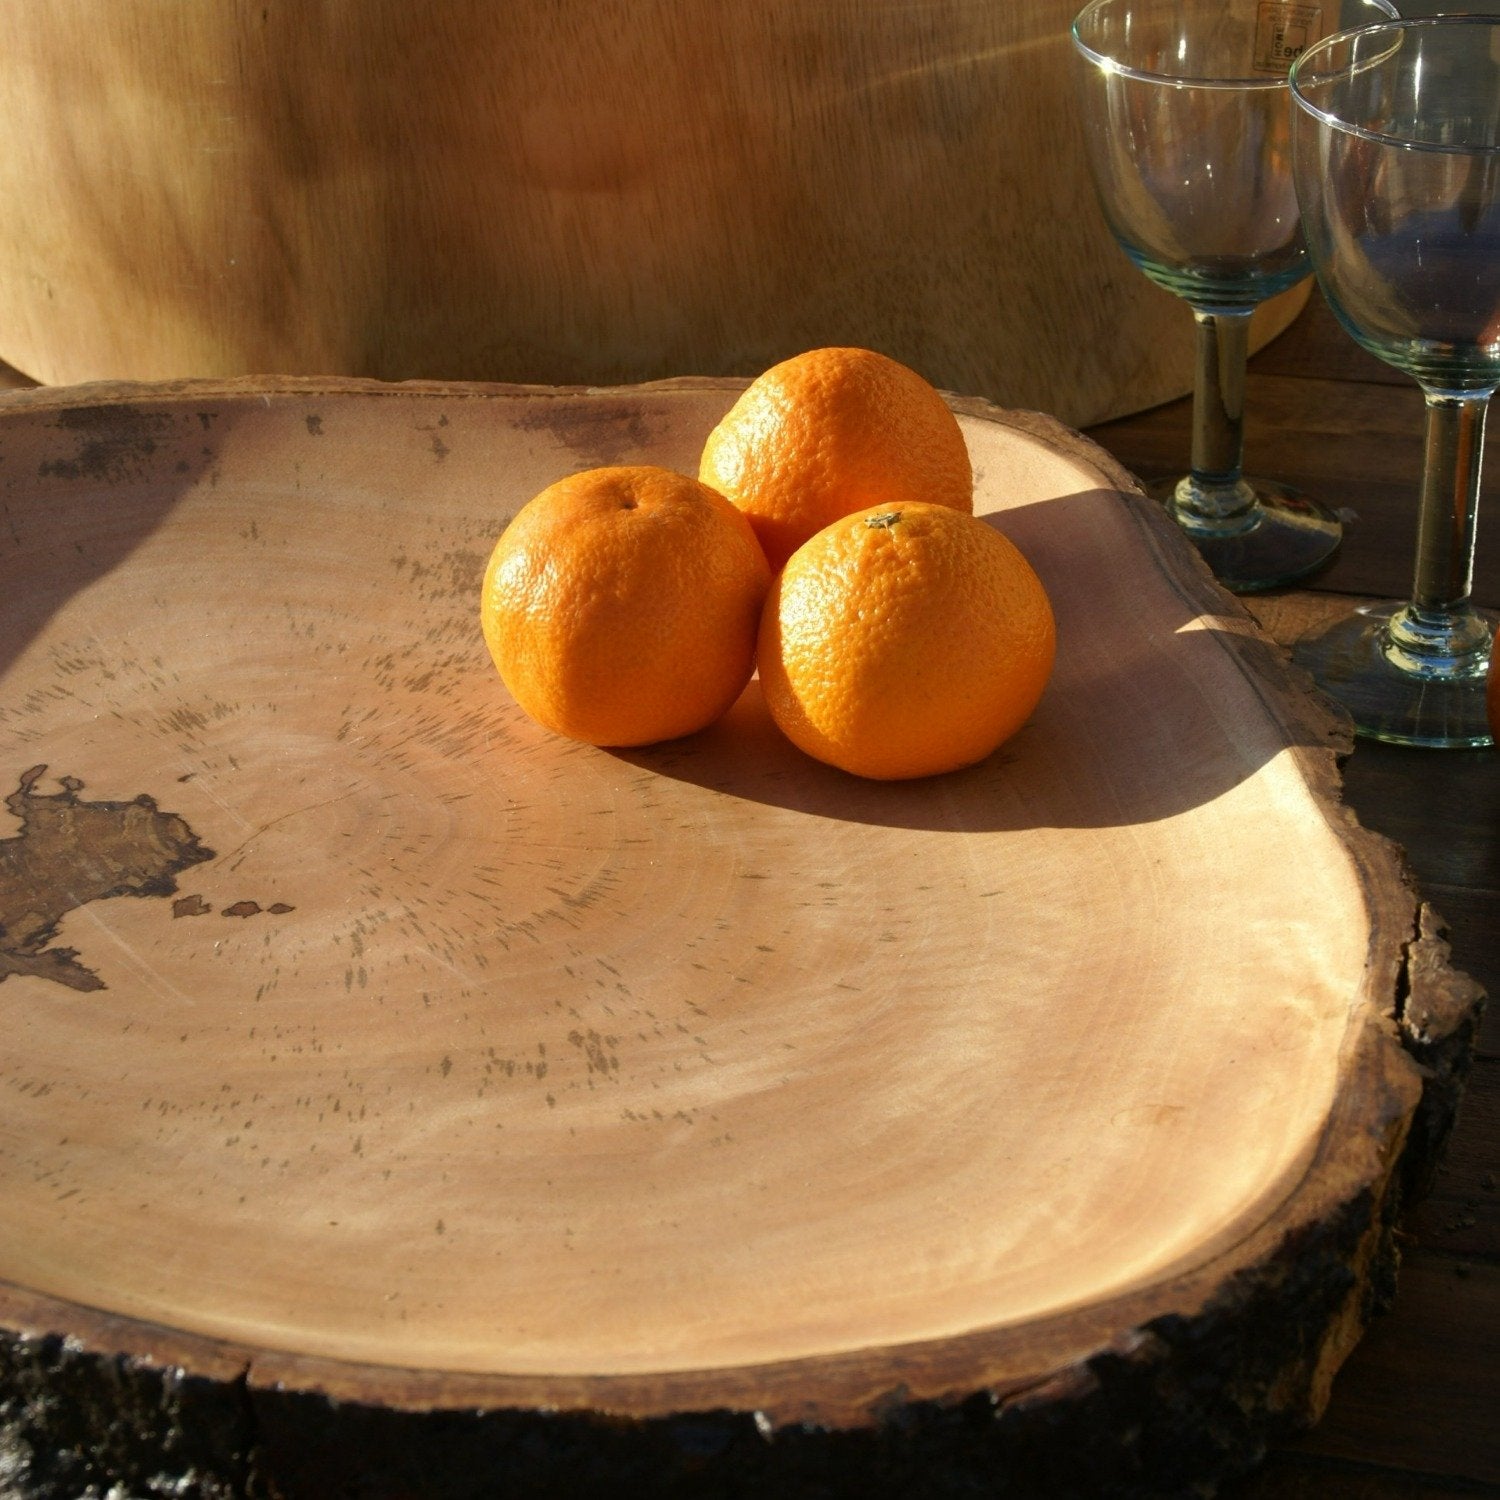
[{"xmin": 1254, "ymin": 2, "xmax": 1324, "ymax": 74}]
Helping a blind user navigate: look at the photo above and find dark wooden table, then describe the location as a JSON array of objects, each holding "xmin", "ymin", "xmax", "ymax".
[{"xmin": 1089, "ymin": 293, "xmax": 1500, "ymax": 1499}]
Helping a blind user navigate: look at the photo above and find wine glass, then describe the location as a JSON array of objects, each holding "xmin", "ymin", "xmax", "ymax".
[
  {"xmin": 1289, "ymin": 17, "xmax": 1500, "ymax": 747},
  {"xmin": 1071, "ymin": 0, "xmax": 1399, "ymax": 593}
]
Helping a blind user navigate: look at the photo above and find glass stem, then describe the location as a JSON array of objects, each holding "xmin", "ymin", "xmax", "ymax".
[
  {"xmin": 1389, "ymin": 391, "xmax": 1491, "ymax": 665},
  {"xmin": 1177, "ymin": 308, "xmax": 1255, "ymax": 526}
]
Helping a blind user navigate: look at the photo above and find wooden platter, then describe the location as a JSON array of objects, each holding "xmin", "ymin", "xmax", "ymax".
[{"xmin": 0, "ymin": 378, "xmax": 1480, "ymax": 1498}]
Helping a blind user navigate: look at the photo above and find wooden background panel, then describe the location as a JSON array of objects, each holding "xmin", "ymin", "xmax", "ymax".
[{"xmin": 0, "ymin": 0, "xmax": 1305, "ymax": 425}]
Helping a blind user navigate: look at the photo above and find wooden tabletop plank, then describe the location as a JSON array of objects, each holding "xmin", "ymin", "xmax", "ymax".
[
  {"xmin": 1405, "ymin": 1057, "xmax": 1500, "ymax": 1257},
  {"xmin": 1088, "ymin": 294, "xmax": 1500, "ymax": 607},
  {"xmin": 1234, "ymin": 1459, "xmax": 1500, "ymax": 1499},
  {"xmin": 1284, "ymin": 1258, "xmax": 1500, "ymax": 1485}
]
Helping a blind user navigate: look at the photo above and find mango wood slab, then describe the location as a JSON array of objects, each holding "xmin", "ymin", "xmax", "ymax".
[
  {"xmin": 0, "ymin": 379, "xmax": 1480, "ymax": 1498},
  {"xmin": 0, "ymin": 0, "xmax": 1306, "ymax": 426}
]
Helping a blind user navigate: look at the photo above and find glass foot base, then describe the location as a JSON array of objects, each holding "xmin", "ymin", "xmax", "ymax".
[
  {"xmin": 1144, "ymin": 476, "xmax": 1342, "ymax": 593},
  {"xmin": 1292, "ymin": 602, "xmax": 1496, "ymax": 748}
]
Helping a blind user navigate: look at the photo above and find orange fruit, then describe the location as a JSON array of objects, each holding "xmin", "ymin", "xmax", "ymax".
[
  {"xmin": 699, "ymin": 346, "xmax": 973, "ymax": 572},
  {"xmin": 480, "ymin": 465, "xmax": 771, "ymax": 747},
  {"xmin": 758, "ymin": 502, "xmax": 1055, "ymax": 780}
]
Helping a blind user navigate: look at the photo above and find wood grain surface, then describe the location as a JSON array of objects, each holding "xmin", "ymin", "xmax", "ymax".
[
  {"xmin": 0, "ymin": 373, "xmax": 1477, "ymax": 1496},
  {"xmin": 1092, "ymin": 293, "xmax": 1499, "ymax": 1500},
  {"xmin": 0, "ymin": 0, "xmax": 1305, "ymax": 425}
]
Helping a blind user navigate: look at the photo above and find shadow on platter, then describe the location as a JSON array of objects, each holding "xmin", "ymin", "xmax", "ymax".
[
  {"xmin": 617, "ymin": 490, "xmax": 1339, "ymax": 835},
  {"xmin": 0, "ymin": 398, "xmax": 237, "ymax": 683}
]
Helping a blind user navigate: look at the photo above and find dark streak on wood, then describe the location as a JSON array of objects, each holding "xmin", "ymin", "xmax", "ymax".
[
  {"xmin": 221, "ymin": 901, "xmax": 296, "ymax": 919},
  {"xmin": 512, "ymin": 399, "xmax": 659, "ymax": 471},
  {"xmin": 36, "ymin": 405, "xmax": 176, "ymax": 487},
  {"xmin": 0, "ymin": 765, "xmax": 215, "ymax": 991}
]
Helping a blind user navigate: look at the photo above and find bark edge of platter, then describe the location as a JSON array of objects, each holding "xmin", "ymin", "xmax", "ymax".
[
  {"xmin": 0, "ymin": 376, "xmax": 1485, "ymax": 1500},
  {"xmin": 0, "ymin": 912, "xmax": 1481, "ymax": 1500}
]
